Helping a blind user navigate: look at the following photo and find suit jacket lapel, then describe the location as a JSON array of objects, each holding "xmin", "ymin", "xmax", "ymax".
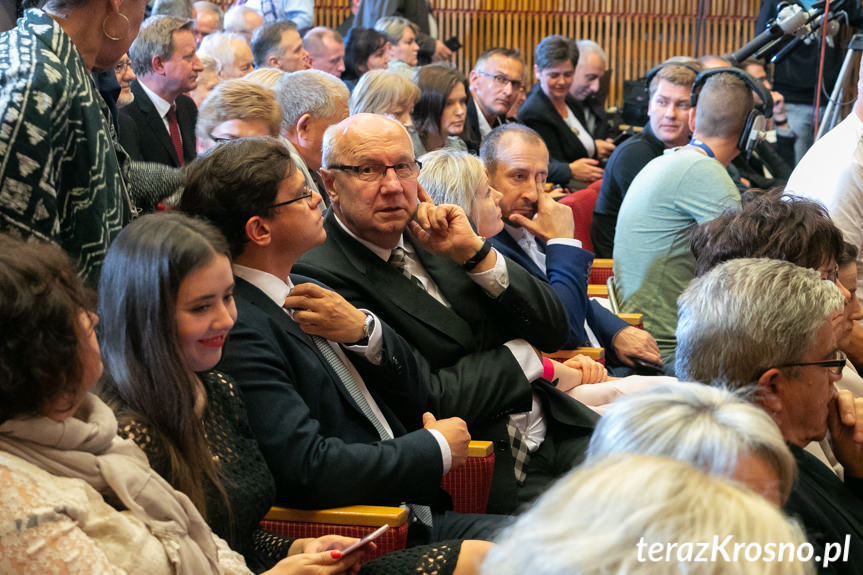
[
  {"xmin": 324, "ymin": 214, "xmax": 478, "ymax": 353},
  {"xmin": 234, "ymin": 277, "xmax": 372, "ymax": 420},
  {"xmin": 131, "ymin": 80, "xmax": 179, "ymax": 166},
  {"xmin": 532, "ymin": 87, "xmax": 590, "ymax": 160},
  {"xmin": 491, "ymin": 230, "xmax": 546, "ymax": 280},
  {"xmin": 406, "ymin": 236, "xmax": 487, "ymax": 347}
]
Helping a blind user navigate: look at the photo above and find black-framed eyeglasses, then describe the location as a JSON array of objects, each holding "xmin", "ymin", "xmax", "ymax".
[
  {"xmin": 778, "ymin": 350, "xmax": 847, "ymax": 375},
  {"xmin": 114, "ymin": 59, "xmax": 132, "ymax": 74},
  {"xmin": 270, "ymin": 186, "xmax": 316, "ymax": 209},
  {"xmin": 329, "ymin": 161, "xmax": 422, "ymax": 182},
  {"xmin": 475, "ymin": 70, "xmax": 523, "ymax": 91}
]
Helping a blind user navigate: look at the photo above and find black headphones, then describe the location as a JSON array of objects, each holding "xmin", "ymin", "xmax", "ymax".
[{"xmin": 689, "ymin": 67, "xmax": 773, "ymax": 157}]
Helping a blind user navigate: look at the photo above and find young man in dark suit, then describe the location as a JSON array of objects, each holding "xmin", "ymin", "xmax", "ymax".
[
  {"xmin": 295, "ymin": 114, "xmax": 600, "ymax": 514},
  {"xmin": 121, "ymin": 15, "xmax": 202, "ymax": 167},
  {"xmin": 179, "ymin": 137, "xmax": 507, "ymax": 545}
]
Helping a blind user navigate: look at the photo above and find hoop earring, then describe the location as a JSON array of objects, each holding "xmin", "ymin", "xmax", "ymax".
[{"xmin": 102, "ymin": 11, "xmax": 130, "ymax": 42}]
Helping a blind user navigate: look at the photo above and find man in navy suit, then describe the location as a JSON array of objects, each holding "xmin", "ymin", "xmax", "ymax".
[
  {"xmin": 121, "ymin": 16, "xmax": 202, "ymax": 167},
  {"xmin": 483, "ymin": 124, "xmax": 661, "ymax": 373},
  {"xmin": 179, "ymin": 136, "xmax": 508, "ymax": 543}
]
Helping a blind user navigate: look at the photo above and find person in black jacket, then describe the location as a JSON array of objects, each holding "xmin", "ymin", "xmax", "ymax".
[
  {"xmin": 756, "ymin": 0, "xmax": 862, "ymax": 163},
  {"xmin": 518, "ymin": 35, "xmax": 603, "ymax": 189},
  {"xmin": 591, "ymin": 63, "xmax": 696, "ymax": 258}
]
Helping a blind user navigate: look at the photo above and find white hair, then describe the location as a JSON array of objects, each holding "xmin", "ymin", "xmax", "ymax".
[
  {"xmin": 576, "ymin": 39, "xmax": 607, "ymax": 65},
  {"xmin": 482, "ymin": 454, "xmax": 814, "ymax": 575},
  {"xmin": 676, "ymin": 258, "xmax": 844, "ymax": 388},
  {"xmin": 193, "ymin": 1, "xmax": 223, "ymax": 26},
  {"xmin": 223, "ymin": 5, "xmax": 259, "ymax": 34},
  {"xmin": 198, "ymin": 31, "xmax": 248, "ymax": 73},
  {"xmin": 273, "ymin": 69, "xmax": 349, "ymax": 131},
  {"xmin": 587, "ymin": 382, "xmax": 796, "ymax": 502},
  {"xmin": 417, "ymin": 148, "xmax": 486, "ymax": 217}
]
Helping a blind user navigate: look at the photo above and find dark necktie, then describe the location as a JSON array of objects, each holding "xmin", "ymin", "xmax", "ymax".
[
  {"xmin": 166, "ymin": 104, "xmax": 184, "ymax": 166},
  {"xmin": 283, "ymin": 301, "xmax": 432, "ymax": 525},
  {"xmin": 388, "ymin": 246, "xmax": 425, "ymax": 291}
]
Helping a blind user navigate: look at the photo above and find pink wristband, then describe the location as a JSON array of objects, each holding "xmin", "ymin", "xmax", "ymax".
[{"xmin": 542, "ymin": 357, "xmax": 555, "ymax": 380}]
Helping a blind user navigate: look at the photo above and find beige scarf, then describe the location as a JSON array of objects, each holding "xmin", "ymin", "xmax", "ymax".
[{"xmin": 0, "ymin": 393, "xmax": 222, "ymax": 573}]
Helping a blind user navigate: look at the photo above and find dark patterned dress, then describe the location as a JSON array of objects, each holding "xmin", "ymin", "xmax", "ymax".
[
  {"xmin": 0, "ymin": 9, "xmax": 132, "ymax": 284},
  {"xmin": 118, "ymin": 371, "xmax": 461, "ymax": 574}
]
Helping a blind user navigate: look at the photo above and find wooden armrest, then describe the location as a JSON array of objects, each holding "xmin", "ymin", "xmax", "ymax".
[
  {"xmin": 543, "ymin": 347, "xmax": 605, "ymax": 362},
  {"xmin": 468, "ymin": 440, "xmax": 493, "ymax": 457},
  {"xmin": 593, "ymin": 258, "xmax": 613, "ymax": 269},
  {"xmin": 616, "ymin": 313, "xmax": 643, "ymax": 326},
  {"xmin": 263, "ymin": 505, "xmax": 408, "ymax": 528},
  {"xmin": 587, "ymin": 284, "xmax": 608, "ymax": 297}
]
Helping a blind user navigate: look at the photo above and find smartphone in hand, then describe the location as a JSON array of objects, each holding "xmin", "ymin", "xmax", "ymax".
[{"xmin": 340, "ymin": 524, "xmax": 390, "ymax": 557}]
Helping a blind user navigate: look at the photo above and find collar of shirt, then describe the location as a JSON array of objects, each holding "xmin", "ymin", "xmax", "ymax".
[
  {"xmin": 333, "ymin": 211, "xmax": 400, "ymax": 262},
  {"xmin": 474, "ymin": 100, "xmax": 494, "ymax": 138},
  {"xmin": 137, "ymin": 79, "xmax": 173, "ymax": 120},
  {"xmin": 233, "ymin": 263, "xmax": 293, "ymax": 307}
]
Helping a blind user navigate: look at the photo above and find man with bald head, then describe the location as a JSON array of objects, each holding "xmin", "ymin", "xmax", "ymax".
[
  {"xmin": 295, "ymin": 114, "xmax": 599, "ymax": 514},
  {"xmin": 303, "ymin": 26, "xmax": 346, "ymax": 77}
]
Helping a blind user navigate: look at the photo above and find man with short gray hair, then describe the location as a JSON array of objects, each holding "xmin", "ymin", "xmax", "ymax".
[
  {"xmin": 120, "ymin": 15, "xmax": 202, "ymax": 167},
  {"xmin": 303, "ymin": 26, "xmax": 345, "ymax": 77},
  {"xmin": 613, "ymin": 72, "xmax": 752, "ymax": 371},
  {"xmin": 223, "ymin": 4, "xmax": 263, "ymax": 44},
  {"xmin": 294, "ymin": 114, "xmax": 598, "ymax": 514},
  {"xmin": 676, "ymin": 257, "xmax": 863, "ymax": 573},
  {"xmin": 274, "ymin": 69, "xmax": 349, "ymax": 205},
  {"xmin": 192, "ymin": 1, "xmax": 223, "ymax": 46},
  {"xmin": 250, "ymin": 20, "xmax": 310, "ymax": 72}
]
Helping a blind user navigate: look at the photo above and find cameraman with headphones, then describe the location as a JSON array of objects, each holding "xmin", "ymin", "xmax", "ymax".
[{"xmin": 612, "ymin": 70, "xmax": 757, "ymax": 374}]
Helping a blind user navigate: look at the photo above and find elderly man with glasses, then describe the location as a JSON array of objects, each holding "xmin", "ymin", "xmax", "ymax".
[
  {"xmin": 294, "ymin": 113, "xmax": 601, "ymax": 514},
  {"xmin": 676, "ymin": 257, "xmax": 863, "ymax": 575}
]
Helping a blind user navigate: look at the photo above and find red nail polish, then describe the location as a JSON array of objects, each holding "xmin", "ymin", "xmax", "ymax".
[{"xmin": 331, "ymin": 551, "xmax": 342, "ymax": 559}]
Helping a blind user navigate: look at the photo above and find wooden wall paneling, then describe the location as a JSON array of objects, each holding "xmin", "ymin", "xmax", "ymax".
[{"xmin": 314, "ymin": 1, "xmax": 762, "ymax": 108}]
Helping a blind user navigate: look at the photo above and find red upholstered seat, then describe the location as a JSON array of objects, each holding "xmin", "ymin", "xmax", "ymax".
[
  {"xmin": 260, "ymin": 441, "xmax": 496, "ymax": 556},
  {"xmin": 558, "ymin": 178, "xmax": 602, "ymax": 252},
  {"xmin": 260, "ymin": 506, "xmax": 410, "ymax": 560},
  {"xmin": 441, "ymin": 441, "xmax": 495, "ymax": 514}
]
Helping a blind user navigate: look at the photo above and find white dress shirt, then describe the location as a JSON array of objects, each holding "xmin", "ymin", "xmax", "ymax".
[
  {"xmin": 137, "ymin": 79, "xmax": 173, "ymax": 135},
  {"xmin": 505, "ymin": 224, "xmax": 601, "ymax": 349}
]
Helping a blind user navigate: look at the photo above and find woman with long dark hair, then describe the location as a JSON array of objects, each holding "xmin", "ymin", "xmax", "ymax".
[
  {"xmin": 342, "ymin": 27, "xmax": 389, "ymax": 91},
  {"xmin": 98, "ymin": 213, "xmax": 365, "ymax": 573},
  {"xmin": 412, "ymin": 63, "xmax": 470, "ymax": 154}
]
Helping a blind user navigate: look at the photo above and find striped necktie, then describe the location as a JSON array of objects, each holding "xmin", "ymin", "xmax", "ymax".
[{"xmin": 286, "ymin": 302, "xmax": 433, "ymax": 526}]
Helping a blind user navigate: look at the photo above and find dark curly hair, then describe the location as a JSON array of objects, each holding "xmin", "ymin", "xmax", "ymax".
[
  {"xmin": 691, "ymin": 189, "xmax": 844, "ymax": 277},
  {"xmin": 0, "ymin": 235, "xmax": 94, "ymax": 423}
]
